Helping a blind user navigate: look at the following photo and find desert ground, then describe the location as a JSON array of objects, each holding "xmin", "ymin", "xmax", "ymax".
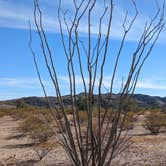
[{"xmin": 0, "ymin": 114, "xmax": 165, "ymax": 166}]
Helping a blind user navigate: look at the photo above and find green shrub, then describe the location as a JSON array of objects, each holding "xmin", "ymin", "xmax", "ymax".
[
  {"xmin": 77, "ymin": 96, "xmax": 87, "ymax": 111},
  {"xmin": 16, "ymin": 99, "xmax": 27, "ymax": 109}
]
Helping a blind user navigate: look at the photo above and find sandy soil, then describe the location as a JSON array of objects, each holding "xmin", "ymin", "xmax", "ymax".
[
  {"xmin": 0, "ymin": 115, "xmax": 165, "ymax": 166},
  {"xmin": 113, "ymin": 114, "xmax": 166, "ymax": 166},
  {"xmin": 0, "ymin": 116, "xmax": 38, "ymax": 165}
]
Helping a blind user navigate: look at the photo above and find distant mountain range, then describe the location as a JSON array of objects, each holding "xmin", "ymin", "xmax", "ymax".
[{"xmin": 0, "ymin": 93, "xmax": 166, "ymax": 109}]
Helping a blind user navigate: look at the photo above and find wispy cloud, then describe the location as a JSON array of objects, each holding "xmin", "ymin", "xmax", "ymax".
[
  {"xmin": 1, "ymin": 76, "xmax": 166, "ymax": 91},
  {"xmin": 0, "ymin": 77, "xmax": 52, "ymax": 100},
  {"xmin": 137, "ymin": 80, "xmax": 166, "ymax": 90},
  {"xmin": 0, "ymin": 76, "xmax": 166, "ymax": 100},
  {"xmin": 0, "ymin": 77, "xmax": 41, "ymax": 89},
  {"xmin": 0, "ymin": 0, "xmax": 58, "ymax": 31},
  {"xmin": 59, "ymin": 75, "xmax": 166, "ymax": 91},
  {"xmin": 0, "ymin": 0, "xmax": 165, "ymax": 42}
]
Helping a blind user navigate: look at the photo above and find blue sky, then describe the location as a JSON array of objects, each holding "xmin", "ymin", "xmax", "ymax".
[{"xmin": 0, "ymin": 0, "xmax": 166, "ymax": 100}]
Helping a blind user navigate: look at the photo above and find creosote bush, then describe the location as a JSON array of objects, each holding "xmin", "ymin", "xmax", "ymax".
[
  {"xmin": 20, "ymin": 114, "xmax": 53, "ymax": 142},
  {"xmin": 118, "ymin": 112, "xmax": 136, "ymax": 130},
  {"xmin": 11, "ymin": 107, "xmax": 36, "ymax": 120},
  {"xmin": 0, "ymin": 108, "xmax": 12, "ymax": 118},
  {"xmin": 143, "ymin": 111, "xmax": 166, "ymax": 134},
  {"xmin": 78, "ymin": 111, "xmax": 88, "ymax": 123}
]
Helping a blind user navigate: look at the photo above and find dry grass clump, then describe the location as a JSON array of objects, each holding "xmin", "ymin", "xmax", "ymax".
[
  {"xmin": 15, "ymin": 107, "xmax": 59, "ymax": 161},
  {"xmin": 0, "ymin": 108, "xmax": 11, "ymax": 118},
  {"xmin": 78, "ymin": 111, "xmax": 88, "ymax": 123},
  {"xmin": 13, "ymin": 107, "xmax": 56, "ymax": 144},
  {"xmin": 118, "ymin": 111, "xmax": 136, "ymax": 130},
  {"xmin": 0, "ymin": 108, "xmax": 19, "ymax": 118},
  {"xmin": 143, "ymin": 110, "xmax": 166, "ymax": 134},
  {"xmin": 0, "ymin": 106, "xmax": 55, "ymax": 145},
  {"xmin": 132, "ymin": 135, "xmax": 166, "ymax": 143},
  {"xmin": 11, "ymin": 107, "xmax": 36, "ymax": 120},
  {"xmin": 20, "ymin": 114, "xmax": 53, "ymax": 143},
  {"xmin": 0, "ymin": 106, "xmax": 56, "ymax": 161},
  {"xmin": 65, "ymin": 108, "xmax": 73, "ymax": 115},
  {"xmin": 160, "ymin": 113, "xmax": 166, "ymax": 129}
]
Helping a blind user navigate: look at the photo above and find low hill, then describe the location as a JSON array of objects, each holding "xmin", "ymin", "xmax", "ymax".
[{"xmin": 0, "ymin": 93, "xmax": 166, "ymax": 110}]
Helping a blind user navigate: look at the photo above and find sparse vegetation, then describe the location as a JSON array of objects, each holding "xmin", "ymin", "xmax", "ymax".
[
  {"xmin": 0, "ymin": 0, "xmax": 164, "ymax": 164},
  {"xmin": 118, "ymin": 112, "xmax": 136, "ymax": 130},
  {"xmin": 20, "ymin": 114, "xmax": 53, "ymax": 143},
  {"xmin": 0, "ymin": 108, "xmax": 10, "ymax": 118},
  {"xmin": 0, "ymin": 107, "xmax": 54, "ymax": 145},
  {"xmin": 143, "ymin": 110, "xmax": 166, "ymax": 134},
  {"xmin": 16, "ymin": 99, "xmax": 27, "ymax": 109},
  {"xmin": 77, "ymin": 96, "xmax": 87, "ymax": 111},
  {"xmin": 78, "ymin": 111, "xmax": 88, "ymax": 123}
]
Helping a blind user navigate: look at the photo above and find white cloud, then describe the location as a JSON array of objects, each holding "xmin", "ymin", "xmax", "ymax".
[
  {"xmin": 0, "ymin": 75, "xmax": 166, "ymax": 93},
  {"xmin": 0, "ymin": 77, "xmax": 36, "ymax": 88},
  {"xmin": 0, "ymin": 0, "xmax": 165, "ymax": 42},
  {"xmin": 0, "ymin": 76, "xmax": 166, "ymax": 100},
  {"xmin": 0, "ymin": 0, "xmax": 58, "ymax": 31},
  {"xmin": 137, "ymin": 80, "xmax": 166, "ymax": 90},
  {"xmin": 58, "ymin": 75, "xmax": 166, "ymax": 92},
  {"xmin": 0, "ymin": 77, "xmax": 50, "ymax": 89}
]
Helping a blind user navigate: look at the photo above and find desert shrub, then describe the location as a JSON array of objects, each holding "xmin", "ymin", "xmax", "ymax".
[
  {"xmin": 79, "ymin": 111, "xmax": 88, "ymax": 123},
  {"xmin": 0, "ymin": 108, "xmax": 18, "ymax": 118},
  {"xmin": 39, "ymin": 109, "xmax": 54, "ymax": 123},
  {"xmin": 77, "ymin": 96, "xmax": 87, "ymax": 111},
  {"xmin": 65, "ymin": 108, "xmax": 73, "ymax": 114},
  {"xmin": 92, "ymin": 108, "xmax": 117, "ymax": 122},
  {"xmin": 55, "ymin": 111, "xmax": 64, "ymax": 120},
  {"xmin": 20, "ymin": 114, "xmax": 53, "ymax": 143},
  {"xmin": 119, "ymin": 112, "xmax": 136, "ymax": 130},
  {"xmin": 0, "ymin": 109, "xmax": 10, "ymax": 117},
  {"xmin": 16, "ymin": 99, "xmax": 28, "ymax": 109},
  {"xmin": 160, "ymin": 113, "xmax": 166, "ymax": 129},
  {"xmin": 143, "ymin": 111, "xmax": 163, "ymax": 134},
  {"xmin": 122, "ymin": 98, "xmax": 138, "ymax": 112},
  {"xmin": 0, "ymin": 111, "xmax": 6, "ymax": 118},
  {"xmin": 57, "ymin": 122, "xmax": 68, "ymax": 134},
  {"xmin": 11, "ymin": 107, "xmax": 36, "ymax": 120},
  {"xmin": 136, "ymin": 109, "xmax": 146, "ymax": 115},
  {"xmin": 92, "ymin": 109, "xmax": 135, "ymax": 131},
  {"xmin": 12, "ymin": 107, "xmax": 52, "ymax": 120},
  {"xmin": 93, "ymin": 108, "xmax": 105, "ymax": 117}
]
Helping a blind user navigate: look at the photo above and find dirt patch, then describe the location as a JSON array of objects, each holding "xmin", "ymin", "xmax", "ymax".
[
  {"xmin": 0, "ymin": 115, "xmax": 165, "ymax": 166},
  {"xmin": 0, "ymin": 116, "xmax": 38, "ymax": 165},
  {"xmin": 112, "ymin": 136, "xmax": 166, "ymax": 166}
]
